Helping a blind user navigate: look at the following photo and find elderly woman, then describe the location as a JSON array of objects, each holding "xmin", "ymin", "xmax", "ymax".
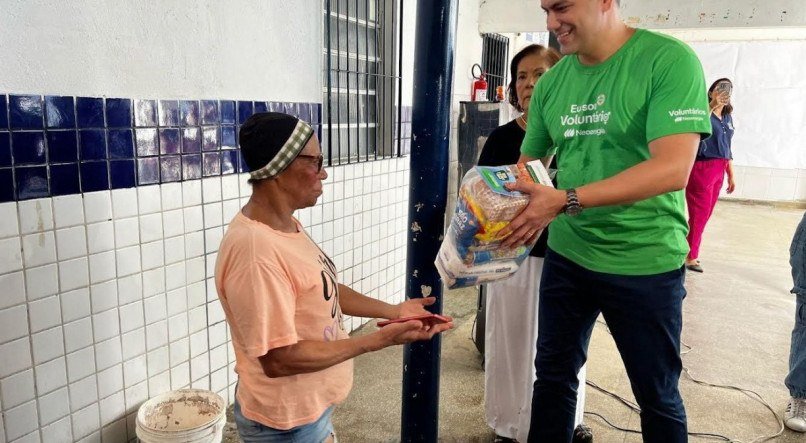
[
  {"xmin": 477, "ymin": 44, "xmax": 589, "ymax": 442},
  {"xmin": 215, "ymin": 112, "xmax": 452, "ymax": 442}
]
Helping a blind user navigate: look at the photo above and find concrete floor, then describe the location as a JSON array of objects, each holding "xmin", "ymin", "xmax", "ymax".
[{"xmin": 225, "ymin": 201, "xmax": 806, "ymax": 442}]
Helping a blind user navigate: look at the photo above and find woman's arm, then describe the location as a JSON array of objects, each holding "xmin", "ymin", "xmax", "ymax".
[
  {"xmin": 726, "ymin": 160, "xmax": 736, "ymax": 194},
  {"xmin": 338, "ymin": 283, "xmax": 397, "ymax": 319},
  {"xmin": 258, "ymin": 320, "xmax": 449, "ymax": 377}
]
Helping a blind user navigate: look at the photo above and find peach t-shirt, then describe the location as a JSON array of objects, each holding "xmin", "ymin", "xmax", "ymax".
[{"xmin": 215, "ymin": 212, "xmax": 353, "ymax": 430}]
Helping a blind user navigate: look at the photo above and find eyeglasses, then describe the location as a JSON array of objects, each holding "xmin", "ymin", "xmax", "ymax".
[{"xmin": 297, "ymin": 154, "xmax": 324, "ymax": 173}]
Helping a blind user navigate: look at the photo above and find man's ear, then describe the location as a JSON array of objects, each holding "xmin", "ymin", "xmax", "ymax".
[{"xmin": 600, "ymin": 0, "xmax": 618, "ymax": 13}]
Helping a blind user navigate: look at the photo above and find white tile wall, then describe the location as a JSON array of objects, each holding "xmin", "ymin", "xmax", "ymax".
[
  {"xmin": 0, "ymin": 271, "xmax": 25, "ymax": 310},
  {"xmin": 89, "ymin": 252, "xmax": 116, "ymax": 285},
  {"xmin": 98, "ymin": 390, "xmax": 125, "ymax": 426},
  {"xmin": 29, "ymin": 295, "xmax": 61, "ymax": 333},
  {"xmin": 41, "ymin": 410, "xmax": 72, "ymax": 441},
  {"xmin": 97, "ymin": 365, "xmax": 123, "ymax": 399},
  {"xmin": 66, "ymin": 347, "xmax": 96, "ymax": 383},
  {"xmin": 26, "ymin": 264, "xmax": 59, "ymax": 301},
  {"xmin": 69, "ymin": 376, "xmax": 98, "ymax": 412},
  {"xmin": 83, "ymin": 191, "xmax": 112, "ymax": 224},
  {"xmin": 22, "ymin": 232, "xmax": 57, "ymax": 268},
  {"xmin": 1, "ymin": 369, "xmax": 35, "ymax": 409},
  {"xmin": 0, "ymin": 304, "xmax": 28, "ymax": 344},
  {"xmin": 721, "ymin": 166, "xmax": 806, "ymax": 202},
  {"xmin": 39, "ymin": 386, "xmax": 70, "ymax": 426},
  {"xmin": 90, "ymin": 281, "xmax": 118, "ymax": 314},
  {"xmin": 56, "ymin": 226, "xmax": 87, "ymax": 261},
  {"xmin": 94, "ymin": 339, "xmax": 122, "ymax": 372},
  {"xmin": 59, "ymin": 257, "xmax": 90, "ymax": 292},
  {"xmin": 1, "ymin": 338, "xmax": 32, "ymax": 378},
  {"xmin": 5, "ymin": 400, "xmax": 39, "ymax": 441},
  {"xmin": 31, "ymin": 326, "xmax": 64, "ymax": 365},
  {"xmin": 18, "ymin": 199, "xmax": 54, "ymax": 235},
  {"xmin": 160, "ymin": 183, "xmax": 183, "ymax": 212},
  {"xmin": 34, "ymin": 357, "xmax": 67, "ymax": 395},
  {"xmin": 0, "ymin": 157, "xmax": 410, "ymax": 441},
  {"xmin": 72, "ymin": 403, "xmax": 99, "ymax": 441},
  {"xmin": 111, "ymin": 189, "xmax": 138, "ymax": 219},
  {"xmin": 64, "ymin": 318, "xmax": 93, "ymax": 354},
  {"xmin": 87, "ymin": 221, "xmax": 114, "ymax": 255},
  {"xmin": 52, "ymin": 195, "xmax": 85, "ymax": 229}
]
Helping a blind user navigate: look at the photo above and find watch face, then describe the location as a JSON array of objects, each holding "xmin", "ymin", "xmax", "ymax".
[{"xmin": 566, "ymin": 205, "xmax": 582, "ymax": 217}]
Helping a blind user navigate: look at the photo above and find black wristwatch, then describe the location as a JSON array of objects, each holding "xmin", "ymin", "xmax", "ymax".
[{"xmin": 563, "ymin": 188, "xmax": 582, "ymax": 217}]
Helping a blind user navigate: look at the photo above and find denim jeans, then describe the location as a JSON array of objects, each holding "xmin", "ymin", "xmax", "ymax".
[
  {"xmin": 528, "ymin": 249, "xmax": 687, "ymax": 443},
  {"xmin": 233, "ymin": 396, "xmax": 334, "ymax": 443},
  {"xmin": 787, "ymin": 213, "xmax": 806, "ymax": 398}
]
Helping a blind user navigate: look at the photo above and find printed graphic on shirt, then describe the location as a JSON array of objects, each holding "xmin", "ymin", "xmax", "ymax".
[
  {"xmin": 560, "ymin": 94, "xmax": 611, "ymax": 139},
  {"xmin": 668, "ymin": 108, "xmax": 708, "ymax": 123},
  {"xmin": 319, "ymin": 253, "xmax": 345, "ymax": 341}
]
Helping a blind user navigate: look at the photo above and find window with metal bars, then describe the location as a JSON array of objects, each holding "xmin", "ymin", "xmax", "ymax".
[
  {"xmin": 322, "ymin": 0, "xmax": 403, "ymax": 166},
  {"xmin": 481, "ymin": 33, "xmax": 510, "ymax": 101}
]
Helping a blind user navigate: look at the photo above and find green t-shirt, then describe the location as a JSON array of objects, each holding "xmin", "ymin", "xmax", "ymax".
[{"xmin": 521, "ymin": 29, "xmax": 712, "ymax": 275}]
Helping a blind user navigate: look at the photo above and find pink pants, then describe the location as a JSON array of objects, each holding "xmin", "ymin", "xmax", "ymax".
[{"xmin": 685, "ymin": 159, "xmax": 729, "ymax": 260}]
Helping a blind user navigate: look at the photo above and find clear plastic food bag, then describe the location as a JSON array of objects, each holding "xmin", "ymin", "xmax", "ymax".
[{"xmin": 436, "ymin": 160, "xmax": 554, "ymax": 289}]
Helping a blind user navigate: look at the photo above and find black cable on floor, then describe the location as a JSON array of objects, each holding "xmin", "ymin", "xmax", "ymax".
[
  {"xmin": 584, "ymin": 381, "xmax": 734, "ymax": 441},
  {"xmin": 586, "ymin": 322, "xmax": 785, "ymax": 442}
]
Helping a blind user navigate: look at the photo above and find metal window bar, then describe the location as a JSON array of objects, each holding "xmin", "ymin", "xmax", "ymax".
[
  {"xmin": 326, "ymin": 0, "xmax": 333, "ymax": 166},
  {"xmin": 323, "ymin": 0, "xmax": 402, "ymax": 165},
  {"xmin": 376, "ymin": 0, "xmax": 383, "ymax": 162},
  {"xmin": 382, "ymin": 0, "xmax": 387, "ymax": 160},
  {"xmin": 364, "ymin": 0, "xmax": 370, "ymax": 161},
  {"xmin": 396, "ymin": 0, "xmax": 402, "ymax": 157},
  {"xmin": 338, "ymin": 0, "xmax": 349, "ymax": 163},
  {"xmin": 481, "ymin": 33, "xmax": 510, "ymax": 101},
  {"xmin": 345, "ymin": 0, "xmax": 352, "ymax": 163}
]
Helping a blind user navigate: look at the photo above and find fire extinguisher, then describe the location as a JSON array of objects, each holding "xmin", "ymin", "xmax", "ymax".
[{"xmin": 471, "ymin": 63, "xmax": 488, "ymax": 101}]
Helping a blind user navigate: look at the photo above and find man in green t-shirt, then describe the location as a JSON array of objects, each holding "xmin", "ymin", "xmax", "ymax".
[{"xmin": 501, "ymin": 0, "xmax": 712, "ymax": 441}]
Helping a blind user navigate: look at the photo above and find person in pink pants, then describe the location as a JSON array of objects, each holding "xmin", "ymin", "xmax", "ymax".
[{"xmin": 685, "ymin": 78, "xmax": 736, "ymax": 272}]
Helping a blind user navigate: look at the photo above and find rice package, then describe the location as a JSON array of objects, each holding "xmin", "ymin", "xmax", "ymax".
[{"xmin": 436, "ymin": 160, "xmax": 554, "ymax": 289}]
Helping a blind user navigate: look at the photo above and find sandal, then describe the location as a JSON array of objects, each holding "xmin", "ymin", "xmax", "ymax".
[{"xmin": 685, "ymin": 260, "xmax": 703, "ymax": 273}]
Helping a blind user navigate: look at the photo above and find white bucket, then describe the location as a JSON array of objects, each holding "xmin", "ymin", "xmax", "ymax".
[{"xmin": 136, "ymin": 389, "xmax": 226, "ymax": 443}]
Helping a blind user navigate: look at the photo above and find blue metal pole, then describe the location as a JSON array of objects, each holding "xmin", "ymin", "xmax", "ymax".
[{"xmin": 401, "ymin": 0, "xmax": 457, "ymax": 441}]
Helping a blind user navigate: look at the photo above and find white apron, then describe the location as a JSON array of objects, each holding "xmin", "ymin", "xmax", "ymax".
[{"xmin": 484, "ymin": 257, "xmax": 586, "ymax": 441}]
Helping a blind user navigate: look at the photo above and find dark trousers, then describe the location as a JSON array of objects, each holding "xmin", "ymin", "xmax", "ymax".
[{"xmin": 528, "ymin": 249, "xmax": 688, "ymax": 443}]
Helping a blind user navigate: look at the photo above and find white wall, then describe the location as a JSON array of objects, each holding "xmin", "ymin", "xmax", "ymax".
[
  {"xmin": 0, "ymin": 2, "xmax": 413, "ymax": 442},
  {"xmin": 470, "ymin": 1, "xmax": 806, "ymax": 202},
  {"xmin": 0, "ymin": 0, "xmax": 322, "ymax": 103},
  {"xmin": 689, "ymin": 40, "xmax": 806, "ymax": 170},
  {"xmin": 659, "ymin": 31, "xmax": 806, "ymax": 202},
  {"xmin": 401, "ymin": 0, "xmax": 418, "ymax": 106},
  {"xmin": 479, "ymin": 0, "xmax": 806, "ymax": 33},
  {"xmin": 446, "ymin": 0, "xmax": 485, "ymax": 218}
]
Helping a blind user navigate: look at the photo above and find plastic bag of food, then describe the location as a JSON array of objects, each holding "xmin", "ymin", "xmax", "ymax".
[{"xmin": 436, "ymin": 160, "xmax": 554, "ymax": 289}]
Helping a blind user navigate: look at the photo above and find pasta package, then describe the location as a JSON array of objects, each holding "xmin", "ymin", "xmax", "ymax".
[{"xmin": 436, "ymin": 160, "xmax": 554, "ymax": 289}]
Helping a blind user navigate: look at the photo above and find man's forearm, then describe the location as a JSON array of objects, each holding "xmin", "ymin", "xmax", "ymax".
[
  {"xmin": 563, "ymin": 133, "xmax": 699, "ymax": 210},
  {"xmin": 576, "ymin": 156, "xmax": 693, "ymax": 209},
  {"xmin": 338, "ymin": 284, "xmax": 397, "ymax": 319}
]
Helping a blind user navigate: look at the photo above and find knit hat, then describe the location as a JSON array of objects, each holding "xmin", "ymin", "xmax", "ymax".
[{"xmin": 238, "ymin": 112, "xmax": 315, "ymax": 180}]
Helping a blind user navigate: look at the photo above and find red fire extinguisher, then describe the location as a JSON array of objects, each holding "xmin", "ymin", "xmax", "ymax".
[{"xmin": 471, "ymin": 64, "xmax": 488, "ymax": 101}]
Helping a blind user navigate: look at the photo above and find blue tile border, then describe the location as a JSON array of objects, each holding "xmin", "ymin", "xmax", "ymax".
[{"xmin": 0, "ymin": 93, "xmax": 322, "ymax": 202}]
